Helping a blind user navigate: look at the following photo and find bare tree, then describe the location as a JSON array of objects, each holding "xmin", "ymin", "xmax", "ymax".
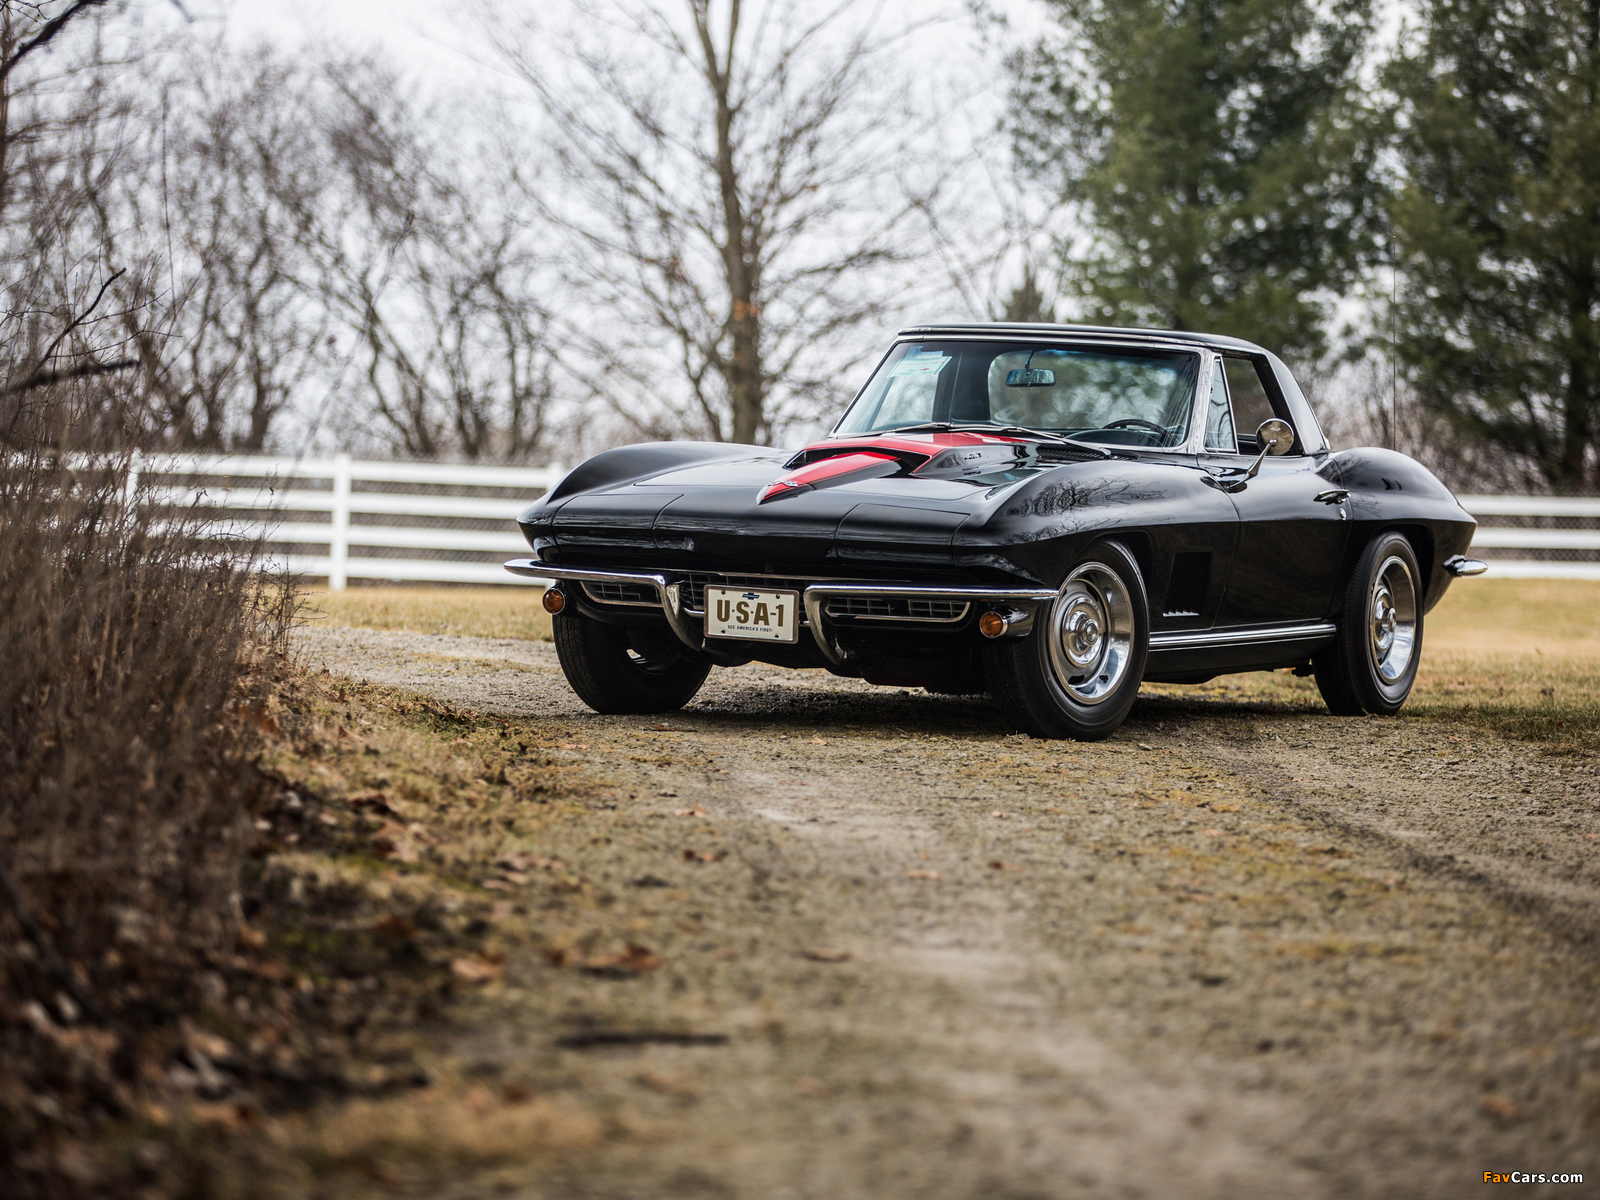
[
  {"xmin": 0, "ymin": 2, "xmax": 152, "ymax": 448},
  {"xmin": 306, "ymin": 56, "xmax": 558, "ymax": 462},
  {"xmin": 101, "ymin": 45, "xmax": 336, "ymax": 451},
  {"xmin": 489, "ymin": 0, "xmax": 949, "ymax": 446}
]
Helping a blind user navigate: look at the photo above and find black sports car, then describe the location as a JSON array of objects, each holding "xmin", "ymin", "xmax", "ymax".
[{"xmin": 506, "ymin": 323, "xmax": 1485, "ymax": 740}]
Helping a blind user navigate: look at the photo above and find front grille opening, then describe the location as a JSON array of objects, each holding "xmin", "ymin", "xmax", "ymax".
[
  {"xmin": 581, "ymin": 580, "xmax": 658, "ymax": 607},
  {"xmin": 684, "ymin": 574, "xmax": 798, "ymax": 614},
  {"xmin": 824, "ymin": 596, "xmax": 969, "ymax": 622}
]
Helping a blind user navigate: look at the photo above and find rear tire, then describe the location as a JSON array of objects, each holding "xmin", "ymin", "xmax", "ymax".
[
  {"xmin": 552, "ymin": 612, "xmax": 712, "ymax": 714},
  {"xmin": 1314, "ymin": 531, "xmax": 1423, "ymax": 716},
  {"xmin": 985, "ymin": 540, "xmax": 1149, "ymax": 740}
]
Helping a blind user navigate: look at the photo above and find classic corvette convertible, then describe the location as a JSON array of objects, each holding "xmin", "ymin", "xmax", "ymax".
[{"xmin": 506, "ymin": 323, "xmax": 1486, "ymax": 740}]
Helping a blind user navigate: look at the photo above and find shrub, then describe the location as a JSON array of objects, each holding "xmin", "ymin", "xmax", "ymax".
[{"xmin": 0, "ymin": 422, "xmax": 292, "ymax": 1179}]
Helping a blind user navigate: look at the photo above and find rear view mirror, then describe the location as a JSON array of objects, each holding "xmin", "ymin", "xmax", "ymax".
[{"xmin": 1004, "ymin": 368, "xmax": 1056, "ymax": 387}]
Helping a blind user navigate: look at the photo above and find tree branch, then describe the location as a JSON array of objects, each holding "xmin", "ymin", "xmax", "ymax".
[{"xmin": 0, "ymin": 0, "xmax": 112, "ymax": 84}]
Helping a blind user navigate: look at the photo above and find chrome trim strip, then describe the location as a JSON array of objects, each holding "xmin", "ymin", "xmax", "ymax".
[
  {"xmin": 1148, "ymin": 621, "xmax": 1337, "ymax": 653},
  {"xmin": 505, "ymin": 561, "xmax": 668, "ymax": 589},
  {"xmin": 805, "ymin": 583, "xmax": 1057, "ymax": 603}
]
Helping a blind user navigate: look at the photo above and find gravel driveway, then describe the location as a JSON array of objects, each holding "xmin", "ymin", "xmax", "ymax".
[{"xmin": 298, "ymin": 625, "xmax": 1600, "ymax": 1199}]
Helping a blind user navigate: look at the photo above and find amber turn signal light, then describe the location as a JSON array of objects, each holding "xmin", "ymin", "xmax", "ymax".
[
  {"xmin": 542, "ymin": 586, "xmax": 567, "ymax": 614},
  {"xmin": 979, "ymin": 610, "xmax": 1007, "ymax": 638}
]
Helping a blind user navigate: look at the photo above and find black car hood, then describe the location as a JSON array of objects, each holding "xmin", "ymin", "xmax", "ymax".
[{"xmin": 521, "ymin": 434, "xmax": 1215, "ymax": 581}]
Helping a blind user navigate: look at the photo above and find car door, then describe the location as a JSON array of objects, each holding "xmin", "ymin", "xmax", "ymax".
[{"xmin": 1205, "ymin": 355, "xmax": 1351, "ymax": 626}]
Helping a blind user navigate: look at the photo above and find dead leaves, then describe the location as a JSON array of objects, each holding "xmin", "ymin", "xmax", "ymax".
[
  {"xmin": 683, "ymin": 848, "xmax": 726, "ymax": 863},
  {"xmin": 372, "ymin": 821, "xmax": 423, "ymax": 864},
  {"xmin": 352, "ymin": 791, "xmax": 410, "ymax": 819},
  {"xmin": 495, "ymin": 851, "xmax": 564, "ymax": 873},
  {"xmin": 374, "ymin": 913, "xmax": 417, "ymax": 940},
  {"xmin": 802, "ymin": 948, "xmax": 851, "ymax": 962},
  {"xmin": 545, "ymin": 943, "xmax": 664, "ymax": 977},
  {"xmin": 451, "ymin": 952, "xmax": 506, "ymax": 984},
  {"xmin": 1480, "ymin": 1094, "xmax": 1520, "ymax": 1123},
  {"xmin": 635, "ymin": 1069, "xmax": 690, "ymax": 1095},
  {"xmin": 578, "ymin": 943, "xmax": 663, "ymax": 977}
]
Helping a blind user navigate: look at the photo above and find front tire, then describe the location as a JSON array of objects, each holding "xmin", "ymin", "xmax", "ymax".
[
  {"xmin": 985, "ymin": 540, "xmax": 1149, "ymax": 740},
  {"xmin": 552, "ymin": 612, "xmax": 712, "ymax": 714},
  {"xmin": 1314, "ymin": 531, "xmax": 1423, "ymax": 716}
]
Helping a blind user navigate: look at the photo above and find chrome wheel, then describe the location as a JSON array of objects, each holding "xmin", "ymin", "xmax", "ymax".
[
  {"xmin": 1367, "ymin": 554, "xmax": 1417, "ymax": 683},
  {"xmin": 1046, "ymin": 562, "xmax": 1135, "ymax": 705}
]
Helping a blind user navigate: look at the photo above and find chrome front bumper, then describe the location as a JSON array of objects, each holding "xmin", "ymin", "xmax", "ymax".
[{"xmin": 504, "ymin": 559, "xmax": 1055, "ymax": 666}]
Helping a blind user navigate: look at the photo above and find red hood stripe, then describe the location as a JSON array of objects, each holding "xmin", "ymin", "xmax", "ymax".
[{"xmin": 758, "ymin": 451, "xmax": 899, "ymax": 503}]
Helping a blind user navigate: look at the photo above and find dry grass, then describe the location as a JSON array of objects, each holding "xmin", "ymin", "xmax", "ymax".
[
  {"xmin": 276, "ymin": 1086, "xmax": 603, "ymax": 1174},
  {"xmin": 308, "ymin": 578, "xmax": 1600, "ymax": 755},
  {"xmin": 1426, "ymin": 576, "xmax": 1600, "ymax": 653},
  {"xmin": 307, "ymin": 585, "xmax": 553, "ymax": 641},
  {"xmin": 1142, "ymin": 577, "xmax": 1600, "ymax": 755}
]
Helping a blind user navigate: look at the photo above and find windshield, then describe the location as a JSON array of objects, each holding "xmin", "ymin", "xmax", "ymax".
[{"xmin": 835, "ymin": 340, "xmax": 1200, "ymax": 448}]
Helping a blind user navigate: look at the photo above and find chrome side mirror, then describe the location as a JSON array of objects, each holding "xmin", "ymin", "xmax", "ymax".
[
  {"xmin": 1257, "ymin": 418, "xmax": 1294, "ymax": 457},
  {"xmin": 1239, "ymin": 418, "xmax": 1295, "ymax": 483},
  {"xmin": 1205, "ymin": 417, "xmax": 1296, "ymax": 493}
]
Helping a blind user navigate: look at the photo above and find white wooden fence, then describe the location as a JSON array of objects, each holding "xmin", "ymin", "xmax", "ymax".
[
  {"xmin": 134, "ymin": 453, "xmax": 561, "ymax": 589},
  {"xmin": 132, "ymin": 455, "xmax": 1599, "ymax": 587},
  {"xmin": 1456, "ymin": 495, "xmax": 1600, "ymax": 580}
]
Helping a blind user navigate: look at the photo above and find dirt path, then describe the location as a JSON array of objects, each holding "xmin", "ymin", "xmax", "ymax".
[{"xmin": 297, "ymin": 626, "xmax": 1600, "ymax": 1199}]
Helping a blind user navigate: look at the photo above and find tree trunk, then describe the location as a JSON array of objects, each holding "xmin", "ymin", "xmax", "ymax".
[
  {"xmin": 695, "ymin": 0, "xmax": 765, "ymax": 445},
  {"xmin": 0, "ymin": 9, "xmax": 13, "ymax": 229},
  {"xmin": 1571, "ymin": 0, "xmax": 1600, "ymax": 491}
]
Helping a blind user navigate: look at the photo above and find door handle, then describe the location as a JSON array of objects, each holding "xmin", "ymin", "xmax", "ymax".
[{"xmin": 1314, "ymin": 489, "xmax": 1348, "ymax": 505}]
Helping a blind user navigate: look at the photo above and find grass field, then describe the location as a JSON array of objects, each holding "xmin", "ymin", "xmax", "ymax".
[
  {"xmin": 304, "ymin": 577, "xmax": 1600, "ymax": 753},
  {"xmin": 308, "ymin": 584, "xmax": 556, "ymax": 641}
]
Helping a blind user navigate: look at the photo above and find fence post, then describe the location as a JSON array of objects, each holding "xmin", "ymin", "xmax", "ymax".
[
  {"xmin": 122, "ymin": 450, "xmax": 141, "ymax": 512},
  {"xmin": 329, "ymin": 454, "xmax": 351, "ymax": 591}
]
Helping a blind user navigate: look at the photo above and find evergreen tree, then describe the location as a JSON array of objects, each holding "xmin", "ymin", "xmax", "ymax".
[
  {"xmin": 1011, "ymin": 0, "xmax": 1382, "ymax": 360},
  {"xmin": 1001, "ymin": 265, "xmax": 1057, "ymax": 323},
  {"xmin": 1388, "ymin": 0, "xmax": 1600, "ymax": 492}
]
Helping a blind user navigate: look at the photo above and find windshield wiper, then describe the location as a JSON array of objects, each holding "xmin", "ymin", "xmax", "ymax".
[
  {"xmin": 1057, "ymin": 432, "xmax": 1117, "ymax": 458},
  {"xmin": 875, "ymin": 420, "xmax": 1115, "ymax": 458},
  {"xmin": 883, "ymin": 420, "xmax": 1091, "ymax": 445}
]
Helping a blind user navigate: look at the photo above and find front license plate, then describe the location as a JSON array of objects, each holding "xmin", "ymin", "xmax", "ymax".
[{"xmin": 704, "ymin": 587, "xmax": 800, "ymax": 643}]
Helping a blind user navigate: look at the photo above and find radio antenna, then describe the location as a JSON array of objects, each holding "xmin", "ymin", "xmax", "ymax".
[{"xmin": 1390, "ymin": 237, "xmax": 1398, "ymax": 451}]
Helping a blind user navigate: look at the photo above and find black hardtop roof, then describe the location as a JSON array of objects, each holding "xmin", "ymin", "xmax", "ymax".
[{"xmin": 896, "ymin": 322, "xmax": 1270, "ymax": 357}]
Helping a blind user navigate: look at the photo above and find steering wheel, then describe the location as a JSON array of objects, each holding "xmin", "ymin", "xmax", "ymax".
[{"xmin": 1103, "ymin": 418, "xmax": 1169, "ymax": 437}]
